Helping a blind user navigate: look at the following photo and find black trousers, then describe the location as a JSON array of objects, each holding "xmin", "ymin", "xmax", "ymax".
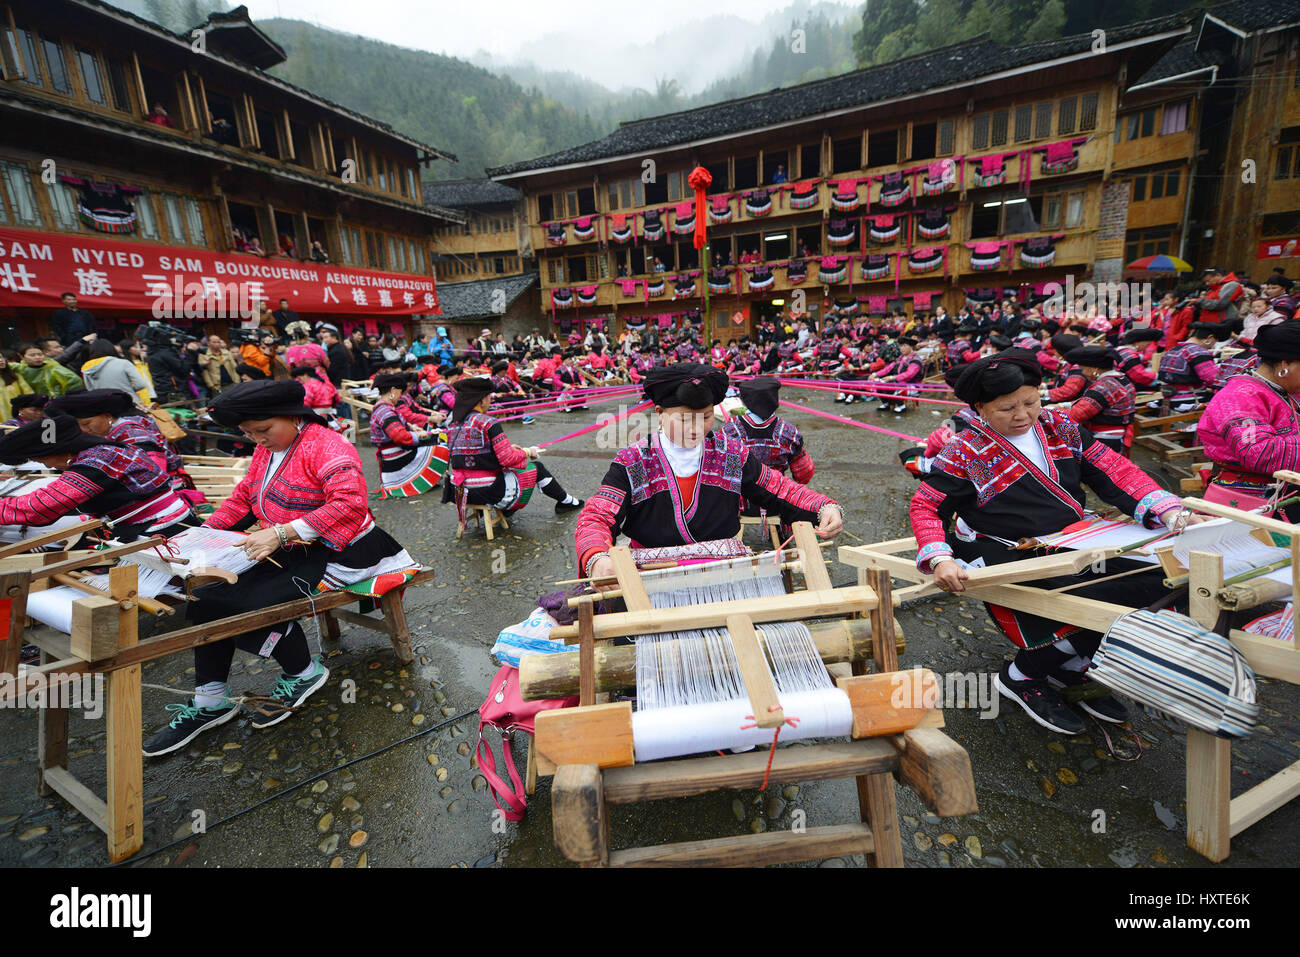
[{"xmin": 189, "ymin": 546, "xmax": 327, "ymax": 685}]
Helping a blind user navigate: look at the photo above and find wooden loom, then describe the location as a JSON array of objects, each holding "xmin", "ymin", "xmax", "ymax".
[
  {"xmin": 0, "ymin": 522, "xmax": 435, "ymax": 861},
  {"xmin": 519, "ymin": 521, "xmax": 977, "ymax": 867},
  {"xmin": 843, "ymin": 485, "xmax": 1300, "ymax": 863}
]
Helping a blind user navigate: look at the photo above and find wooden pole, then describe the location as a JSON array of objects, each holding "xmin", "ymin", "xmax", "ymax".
[
  {"xmin": 105, "ymin": 565, "xmax": 143, "ymax": 863},
  {"xmin": 1185, "ymin": 550, "xmax": 1230, "ymax": 863}
]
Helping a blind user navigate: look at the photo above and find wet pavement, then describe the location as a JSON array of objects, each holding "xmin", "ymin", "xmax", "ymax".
[{"xmin": 0, "ymin": 389, "xmax": 1296, "ymax": 868}]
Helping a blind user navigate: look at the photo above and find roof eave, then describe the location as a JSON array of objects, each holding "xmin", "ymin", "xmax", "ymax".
[
  {"xmin": 489, "ymin": 24, "xmax": 1192, "ymax": 182},
  {"xmin": 1126, "ymin": 64, "xmax": 1219, "ymax": 93}
]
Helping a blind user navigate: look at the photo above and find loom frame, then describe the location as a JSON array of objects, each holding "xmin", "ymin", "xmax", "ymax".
[{"xmin": 535, "ymin": 522, "xmax": 977, "ymax": 867}]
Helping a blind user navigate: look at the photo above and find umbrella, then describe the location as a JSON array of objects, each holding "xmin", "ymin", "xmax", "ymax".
[{"xmin": 1125, "ymin": 254, "xmax": 1192, "ymax": 273}]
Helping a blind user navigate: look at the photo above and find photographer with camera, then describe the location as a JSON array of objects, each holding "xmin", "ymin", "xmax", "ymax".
[{"xmin": 142, "ymin": 324, "xmax": 195, "ymax": 402}]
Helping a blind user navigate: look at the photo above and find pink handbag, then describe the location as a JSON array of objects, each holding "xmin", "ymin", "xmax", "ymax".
[{"xmin": 476, "ymin": 664, "xmax": 577, "ymax": 822}]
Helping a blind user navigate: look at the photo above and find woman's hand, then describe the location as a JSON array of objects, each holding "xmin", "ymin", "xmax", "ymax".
[
  {"xmin": 816, "ymin": 504, "xmax": 844, "ymax": 539},
  {"xmin": 588, "ymin": 555, "xmax": 615, "ymax": 581},
  {"xmin": 242, "ymin": 527, "xmax": 282, "ymax": 561},
  {"xmin": 428, "ymin": 411, "xmax": 446, "ymax": 425},
  {"xmin": 932, "ymin": 558, "xmax": 968, "ymax": 593}
]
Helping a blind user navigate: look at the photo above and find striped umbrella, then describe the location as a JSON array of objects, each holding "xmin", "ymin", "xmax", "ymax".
[{"xmin": 1125, "ymin": 254, "xmax": 1193, "ymax": 273}]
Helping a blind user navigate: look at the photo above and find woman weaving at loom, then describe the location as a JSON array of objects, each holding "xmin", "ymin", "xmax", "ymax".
[
  {"xmin": 45, "ymin": 389, "xmax": 202, "ymax": 504},
  {"xmin": 371, "ymin": 372, "xmax": 448, "ymax": 499},
  {"xmin": 445, "ymin": 376, "xmax": 584, "ymax": 518},
  {"xmin": 142, "ymin": 379, "xmax": 418, "ymax": 757},
  {"xmin": 910, "ymin": 350, "xmax": 1188, "ymax": 735},
  {"xmin": 1198, "ymin": 322, "xmax": 1300, "ymax": 517},
  {"xmin": 576, "ymin": 363, "xmax": 843, "ymax": 581},
  {"xmin": 0, "ymin": 414, "xmax": 198, "ymax": 538}
]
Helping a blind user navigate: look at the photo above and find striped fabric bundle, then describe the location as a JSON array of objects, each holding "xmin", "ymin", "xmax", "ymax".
[
  {"xmin": 1244, "ymin": 603, "xmax": 1294, "ymax": 643},
  {"xmin": 1090, "ymin": 609, "xmax": 1259, "ymax": 739}
]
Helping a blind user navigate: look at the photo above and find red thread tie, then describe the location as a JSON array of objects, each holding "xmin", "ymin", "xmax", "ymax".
[{"xmin": 739, "ymin": 707, "xmax": 801, "ymax": 791}]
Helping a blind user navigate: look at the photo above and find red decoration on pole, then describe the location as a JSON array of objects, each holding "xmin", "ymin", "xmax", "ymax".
[{"xmin": 688, "ymin": 166, "xmax": 712, "ymax": 251}]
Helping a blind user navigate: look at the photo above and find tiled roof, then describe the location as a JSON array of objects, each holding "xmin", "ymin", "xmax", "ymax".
[
  {"xmin": 1205, "ymin": 0, "xmax": 1300, "ymax": 33},
  {"xmin": 422, "ymin": 179, "xmax": 521, "ymax": 209},
  {"xmin": 435, "ymin": 273, "xmax": 538, "ymax": 320},
  {"xmin": 1131, "ymin": 35, "xmax": 1222, "ymax": 87},
  {"xmin": 489, "ymin": 15, "xmax": 1192, "ymax": 178}
]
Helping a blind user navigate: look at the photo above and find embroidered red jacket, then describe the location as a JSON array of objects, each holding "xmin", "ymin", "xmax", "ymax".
[{"xmin": 205, "ymin": 422, "xmax": 373, "ymax": 550}]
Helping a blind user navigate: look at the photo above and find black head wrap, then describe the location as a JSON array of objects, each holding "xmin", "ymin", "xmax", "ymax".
[
  {"xmin": 1254, "ymin": 322, "xmax": 1300, "ymax": 364},
  {"xmin": 451, "ymin": 376, "xmax": 494, "ymax": 419},
  {"xmin": 288, "ymin": 364, "xmax": 316, "ymax": 378},
  {"xmin": 989, "ymin": 334, "xmax": 1012, "ymax": 351},
  {"xmin": 0, "ymin": 415, "xmax": 120, "ymax": 464},
  {"xmin": 1064, "ymin": 346, "xmax": 1116, "ymax": 370},
  {"xmin": 643, "ymin": 363, "xmax": 727, "ymax": 410},
  {"xmin": 208, "ymin": 379, "xmax": 326, "ymax": 427},
  {"xmin": 1262, "ymin": 273, "xmax": 1294, "ymax": 291},
  {"xmin": 1189, "ymin": 322, "xmax": 1225, "ymax": 341},
  {"xmin": 738, "ymin": 377, "xmax": 780, "ymax": 419},
  {"xmin": 952, "ymin": 349, "xmax": 1043, "ymax": 407},
  {"xmin": 373, "ymin": 373, "xmax": 409, "ymax": 394},
  {"xmin": 1121, "ymin": 328, "xmax": 1163, "ymax": 345},
  {"xmin": 46, "ymin": 389, "xmax": 135, "ymax": 420},
  {"xmin": 234, "ymin": 363, "xmax": 267, "ymax": 380},
  {"xmin": 1050, "ymin": 333, "xmax": 1082, "ymax": 356},
  {"xmin": 10, "ymin": 393, "xmax": 48, "ymax": 413}
]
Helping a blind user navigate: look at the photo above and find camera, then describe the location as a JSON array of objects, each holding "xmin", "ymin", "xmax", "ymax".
[
  {"xmin": 138, "ymin": 321, "xmax": 197, "ymax": 349},
  {"xmin": 229, "ymin": 326, "xmax": 266, "ymax": 346}
]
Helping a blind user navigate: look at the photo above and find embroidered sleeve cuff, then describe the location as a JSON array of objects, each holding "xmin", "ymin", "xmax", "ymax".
[
  {"xmin": 1135, "ymin": 490, "xmax": 1182, "ymax": 528},
  {"xmin": 915, "ymin": 541, "xmax": 954, "ymax": 573}
]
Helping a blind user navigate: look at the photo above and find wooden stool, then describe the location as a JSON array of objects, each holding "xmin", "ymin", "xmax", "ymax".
[
  {"xmin": 458, "ymin": 505, "xmax": 510, "ymax": 540},
  {"xmin": 737, "ymin": 513, "xmax": 782, "ymax": 549}
]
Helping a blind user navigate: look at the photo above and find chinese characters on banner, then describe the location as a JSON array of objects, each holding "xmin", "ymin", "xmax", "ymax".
[{"xmin": 0, "ymin": 228, "xmax": 439, "ymax": 317}]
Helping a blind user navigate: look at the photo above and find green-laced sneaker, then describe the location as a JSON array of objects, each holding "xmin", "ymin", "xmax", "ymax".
[
  {"xmin": 142, "ymin": 699, "xmax": 238, "ymax": 757},
  {"xmin": 251, "ymin": 661, "xmax": 330, "ymax": 729}
]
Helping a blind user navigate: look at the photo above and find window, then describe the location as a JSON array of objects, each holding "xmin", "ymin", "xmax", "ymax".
[
  {"xmin": 1079, "ymin": 92, "xmax": 1098, "ymax": 131},
  {"xmin": 990, "ymin": 109, "xmax": 1009, "ymax": 147},
  {"xmin": 105, "ymin": 57, "xmax": 131, "ymax": 112},
  {"xmin": 337, "ymin": 225, "xmax": 352, "ymax": 264},
  {"xmin": 76, "ymin": 48, "xmax": 105, "ymax": 104},
  {"xmin": 1035, "ymin": 102, "xmax": 1053, "ymax": 139},
  {"xmin": 911, "ymin": 122, "xmax": 937, "ymax": 161},
  {"xmin": 1058, "ymin": 96, "xmax": 1077, "ymax": 135},
  {"xmin": 1262, "ymin": 210, "xmax": 1300, "ymax": 237},
  {"xmin": 1065, "ymin": 192, "xmax": 1084, "ymax": 228},
  {"xmin": 134, "ymin": 190, "xmax": 159, "ymax": 240},
  {"xmin": 39, "ymin": 36, "xmax": 70, "ymax": 94},
  {"xmin": 832, "ymin": 136, "xmax": 860, "ymax": 173},
  {"xmin": 1275, "ymin": 144, "xmax": 1300, "ymax": 181},
  {"xmin": 46, "ymin": 179, "xmax": 78, "ymax": 230},
  {"xmin": 1042, "ymin": 194, "xmax": 1062, "ymax": 229},
  {"xmin": 1123, "ymin": 107, "xmax": 1157, "ymax": 141},
  {"xmin": 0, "ymin": 161, "xmax": 41, "ymax": 225},
  {"xmin": 1130, "ymin": 175, "xmax": 1146, "ymax": 202},
  {"xmin": 1159, "ymin": 100, "xmax": 1190, "ymax": 135},
  {"xmin": 667, "ymin": 170, "xmax": 683, "ymax": 202},
  {"xmin": 182, "ymin": 197, "xmax": 205, "ymax": 245},
  {"xmin": 159, "ymin": 194, "xmax": 186, "ymax": 243},
  {"xmin": 800, "ymin": 142, "xmax": 821, "ymax": 178},
  {"xmin": 8, "ymin": 28, "xmax": 41, "ymax": 86},
  {"xmin": 1040, "ymin": 189, "xmax": 1085, "ymax": 229},
  {"xmin": 1123, "ymin": 226, "xmax": 1174, "ymax": 263},
  {"xmin": 972, "ymin": 113, "xmax": 990, "ymax": 151},
  {"xmin": 938, "ymin": 119, "xmax": 954, "ymax": 157},
  {"xmin": 1014, "ymin": 105, "xmax": 1033, "ymax": 143},
  {"xmin": 867, "ymin": 128, "xmax": 898, "ymax": 168}
]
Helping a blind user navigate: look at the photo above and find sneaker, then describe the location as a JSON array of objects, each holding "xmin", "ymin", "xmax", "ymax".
[
  {"xmin": 890, "ymin": 403, "xmax": 907, "ymax": 414},
  {"xmin": 555, "ymin": 497, "xmax": 584, "ymax": 514},
  {"xmin": 844, "ymin": 394, "xmax": 855, "ymax": 405},
  {"xmin": 1047, "ymin": 668, "xmax": 1130, "ymax": 723},
  {"xmin": 521, "ymin": 415, "xmax": 536, "ymax": 425},
  {"xmin": 142, "ymin": 699, "xmax": 239, "ymax": 757},
  {"xmin": 835, "ymin": 393, "xmax": 845, "ymax": 403},
  {"xmin": 251, "ymin": 660, "xmax": 330, "ymax": 729},
  {"xmin": 995, "ymin": 662, "xmax": 1086, "ymax": 734}
]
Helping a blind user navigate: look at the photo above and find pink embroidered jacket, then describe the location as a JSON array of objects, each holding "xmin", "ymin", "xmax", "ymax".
[
  {"xmin": 1198, "ymin": 374, "xmax": 1300, "ymax": 484},
  {"xmin": 205, "ymin": 422, "xmax": 373, "ymax": 550}
]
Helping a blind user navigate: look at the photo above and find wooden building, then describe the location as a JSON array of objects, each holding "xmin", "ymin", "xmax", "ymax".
[
  {"xmin": 1112, "ymin": 36, "xmax": 1221, "ymax": 282},
  {"xmin": 489, "ymin": 15, "xmax": 1193, "ymax": 341},
  {"xmin": 1197, "ymin": 0, "xmax": 1300, "ymax": 282},
  {"xmin": 0, "ymin": 0, "xmax": 463, "ymax": 344},
  {"xmin": 424, "ymin": 178, "xmax": 530, "ymax": 284}
]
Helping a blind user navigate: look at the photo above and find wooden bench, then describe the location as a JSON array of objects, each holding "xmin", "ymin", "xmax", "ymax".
[
  {"xmin": 2, "ymin": 561, "xmax": 435, "ymax": 862},
  {"xmin": 737, "ymin": 513, "xmax": 782, "ymax": 550}
]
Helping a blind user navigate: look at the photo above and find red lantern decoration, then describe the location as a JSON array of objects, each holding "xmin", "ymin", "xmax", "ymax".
[{"xmin": 687, "ymin": 166, "xmax": 712, "ymax": 252}]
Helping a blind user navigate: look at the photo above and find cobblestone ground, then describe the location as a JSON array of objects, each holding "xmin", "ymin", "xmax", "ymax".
[{"xmin": 0, "ymin": 388, "xmax": 1295, "ymax": 868}]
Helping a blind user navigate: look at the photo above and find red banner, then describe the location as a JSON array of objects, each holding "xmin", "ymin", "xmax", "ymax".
[
  {"xmin": 0, "ymin": 227, "xmax": 439, "ymax": 317},
  {"xmin": 1259, "ymin": 237, "xmax": 1300, "ymax": 260}
]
